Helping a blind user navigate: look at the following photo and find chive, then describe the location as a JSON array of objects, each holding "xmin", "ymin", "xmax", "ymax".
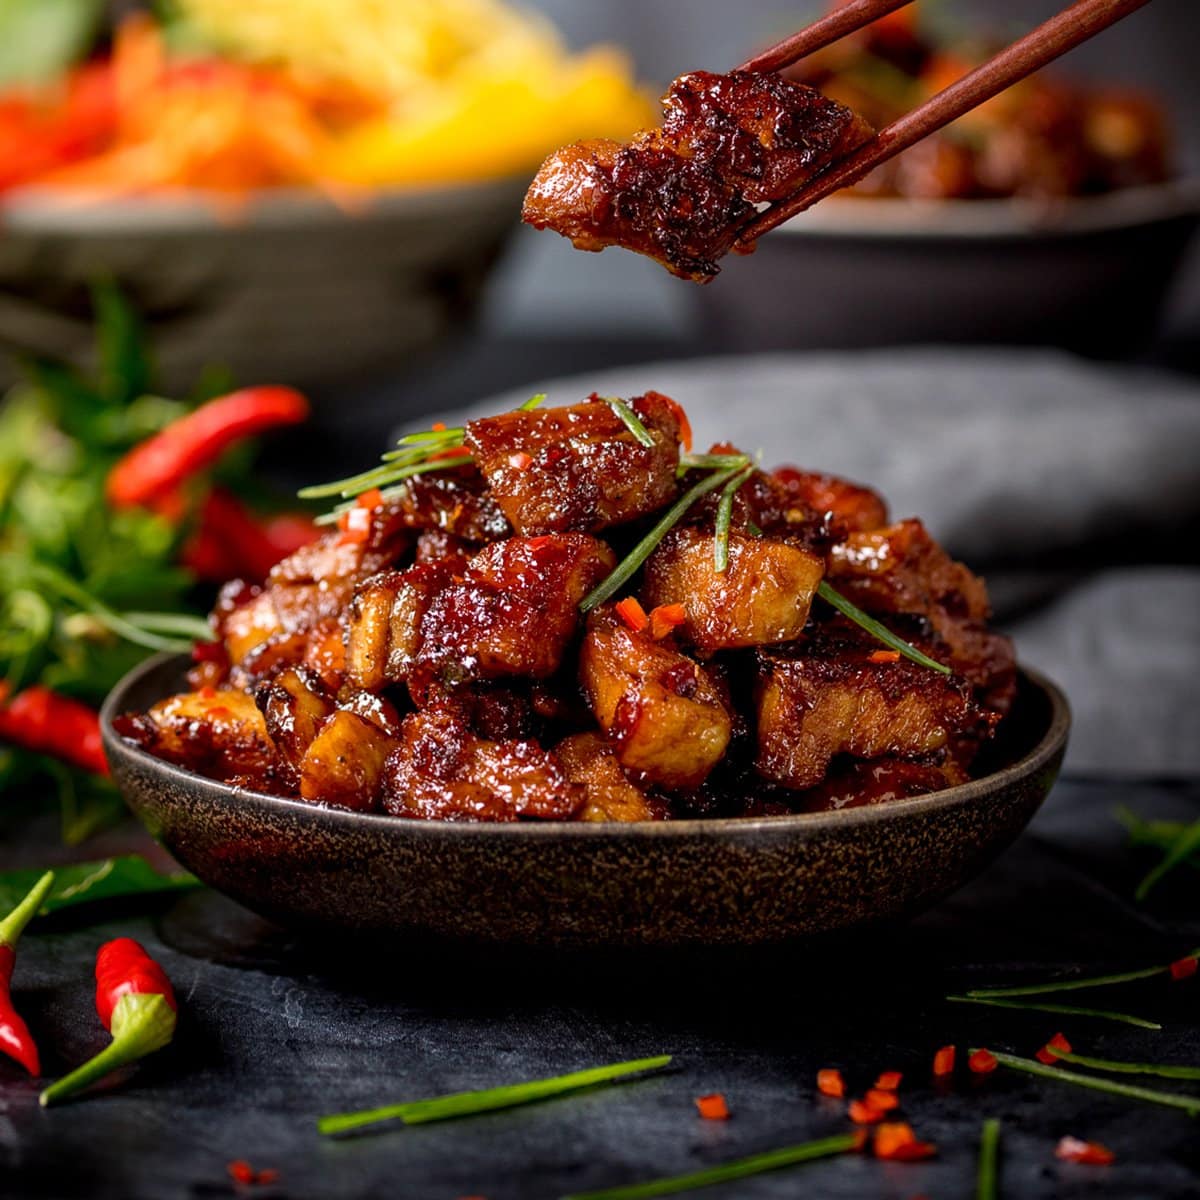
[
  {"xmin": 518, "ymin": 392, "xmax": 547, "ymax": 411},
  {"xmin": 979, "ymin": 1049, "xmax": 1200, "ymax": 1115},
  {"xmin": 713, "ymin": 465, "xmax": 754, "ymax": 572},
  {"xmin": 677, "ymin": 453, "xmax": 750, "ymax": 475},
  {"xmin": 561, "ymin": 1132, "xmax": 861, "ymax": 1200},
  {"xmin": 313, "ymin": 456, "xmax": 477, "ymax": 523},
  {"xmin": 977, "ymin": 1118, "xmax": 1001, "ymax": 1200},
  {"xmin": 947, "ymin": 995, "xmax": 1161, "ymax": 1030},
  {"xmin": 317, "ymin": 1055, "xmax": 671, "ymax": 1136},
  {"xmin": 745, "ymin": 521, "xmax": 764, "ymax": 538},
  {"xmin": 1136, "ymin": 819, "xmax": 1200, "ymax": 901},
  {"xmin": 603, "ymin": 397, "xmax": 656, "ymax": 448},
  {"xmin": 964, "ymin": 948, "xmax": 1200, "ymax": 998},
  {"xmin": 817, "ymin": 581, "xmax": 951, "ymax": 674},
  {"xmin": 580, "ymin": 465, "xmax": 746, "ymax": 614},
  {"xmin": 1050, "ymin": 1049, "xmax": 1200, "ymax": 1080},
  {"xmin": 122, "ymin": 612, "xmax": 214, "ymax": 640}
]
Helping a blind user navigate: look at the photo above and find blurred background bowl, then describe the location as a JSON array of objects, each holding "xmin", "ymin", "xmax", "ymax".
[
  {"xmin": 0, "ymin": 178, "xmax": 527, "ymax": 393},
  {"xmin": 689, "ymin": 180, "xmax": 1200, "ymax": 356}
]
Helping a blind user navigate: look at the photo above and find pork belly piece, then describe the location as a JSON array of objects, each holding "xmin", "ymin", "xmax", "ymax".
[
  {"xmin": 772, "ymin": 467, "xmax": 889, "ymax": 535},
  {"xmin": 555, "ymin": 732, "xmax": 661, "ymax": 822},
  {"xmin": 755, "ymin": 629, "xmax": 994, "ymax": 790},
  {"xmin": 413, "ymin": 534, "xmax": 615, "ymax": 689},
  {"xmin": 523, "ymin": 70, "xmax": 873, "ymax": 280},
  {"xmin": 464, "ymin": 393, "xmax": 682, "ymax": 535},
  {"xmin": 394, "ymin": 466, "xmax": 511, "ymax": 543},
  {"xmin": 642, "ymin": 526, "xmax": 824, "ymax": 655},
  {"xmin": 298, "ymin": 710, "xmax": 395, "ymax": 812},
  {"xmin": 415, "ymin": 528, "xmax": 474, "ymax": 572},
  {"xmin": 797, "ymin": 756, "xmax": 969, "ymax": 813},
  {"xmin": 579, "ymin": 605, "xmax": 732, "ymax": 791},
  {"xmin": 115, "ymin": 689, "xmax": 277, "ymax": 789},
  {"xmin": 255, "ymin": 667, "xmax": 335, "ymax": 788},
  {"xmin": 381, "ymin": 706, "xmax": 584, "ymax": 822}
]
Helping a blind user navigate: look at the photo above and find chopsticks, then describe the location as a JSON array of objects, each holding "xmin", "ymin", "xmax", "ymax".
[{"xmin": 734, "ymin": 0, "xmax": 1154, "ymax": 248}]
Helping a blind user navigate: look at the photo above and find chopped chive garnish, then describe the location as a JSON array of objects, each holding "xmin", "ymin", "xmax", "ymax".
[
  {"xmin": 964, "ymin": 948, "xmax": 1200, "ymax": 998},
  {"xmin": 519, "ymin": 392, "xmax": 548, "ymax": 411},
  {"xmin": 979, "ymin": 1049, "xmax": 1200, "ymax": 1115},
  {"xmin": 580, "ymin": 463, "xmax": 747, "ymax": 614},
  {"xmin": 121, "ymin": 612, "xmax": 215, "ymax": 640},
  {"xmin": 817, "ymin": 581, "xmax": 951, "ymax": 674},
  {"xmin": 947, "ymin": 995, "xmax": 1161, "ymax": 1030},
  {"xmin": 713, "ymin": 465, "xmax": 754, "ymax": 572},
  {"xmin": 1049, "ymin": 1049, "xmax": 1200, "ymax": 1079},
  {"xmin": 317, "ymin": 1055, "xmax": 671, "ymax": 1136},
  {"xmin": 676, "ymin": 452, "xmax": 751, "ymax": 475},
  {"xmin": 603, "ymin": 397, "xmax": 656, "ymax": 448},
  {"xmin": 1136, "ymin": 819, "xmax": 1200, "ymax": 901},
  {"xmin": 977, "ymin": 1118, "xmax": 1001, "ymax": 1200},
  {"xmin": 561, "ymin": 1132, "xmax": 861, "ymax": 1200}
]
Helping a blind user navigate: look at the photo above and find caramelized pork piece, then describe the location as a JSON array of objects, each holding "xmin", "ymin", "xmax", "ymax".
[
  {"xmin": 756, "ymin": 629, "xmax": 993, "ymax": 790},
  {"xmin": 555, "ymin": 732, "xmax": 661, "ymax": 822},
  {"xmin": 415, "ymin": 528, "xmax": 474, "ymax": 572},
  {"xmin": 642, "ymin": 526, "xmax": 824, "ymax": 655},
  {"xmin": 772, "ymin": 467, "xmax": 889, "ymax": 535},
  {"xmin": 523, "ymin": 71, "xmax": 873, "ymax": 280},
  {"xmin": 413, "ymin": 534, "xmax": 615, "ymax": 689},
  {"xmin": 464, "ymin": 394, "xmax": 682, "ymax": 535},
  {"xmin": 116, "ymin": 689, "xmax": 277, "ymax": 789},
  {"xmin": 395, "ymin": 466, "xmax": 511, "ymax": 543},
  {"xmin": 382, "ymin": 706, "xmax": 584, "ymax": 821},
  {"xmin": 579, "ymin": 605, "xmax": 731, "ymax": 791},
  {"xmin": 255, "ymin": 667, "xmax": 335, "ymax": 788},
  {"xmin": 798, "ymin": 756, "xmax": 969, "ymax": 813},
  {"xmin": 298, "ymin": 710, "xmax": 395, "ymax": 812}
]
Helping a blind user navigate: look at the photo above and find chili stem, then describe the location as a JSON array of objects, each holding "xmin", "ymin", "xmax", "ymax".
[
  {"xmin": 977, "ymin": 1118, "xmax": 1001, "ymax": 1200},
  {"xmin": 817, "ymin": 582, "xmax": 951, "ymax": 674},
  {"xmin": 947, "ymin": 995, "xmax": 1161, "ymax": 1029},
  {"xmin": 560, "ymin": 1132, "xmax": 861, "ymax": 1200},
  {"xmin": 1049, "ymin": 1049, "xmax": 1200, "ymax": 1080},
  {"xmin": 318, "ymin": 1055, "xmax": 671, "ymax": 1136},
  {"xmin": 0, "ymin": 871, "xmax": 55, "ymax": 946},
  {"xmin": 979, "ymin": 1049, "xmax": 1200, "ymax": 1116},
  {"xmin": 1136, "ymin": 819, "xmax": 1200, "ymax": 901},
  {"xmin": 964, "ymin": 949, "xmax": 1200, "ymax": 998}
]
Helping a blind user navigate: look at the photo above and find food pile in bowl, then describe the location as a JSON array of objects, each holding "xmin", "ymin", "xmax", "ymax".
[
  {"xmin": 115, "ymin": 393, "xmax": 1017, "ymax": 822},
  {"xmin": 0, "ymin": 0, "xmax": 651, "ymax": 200}
]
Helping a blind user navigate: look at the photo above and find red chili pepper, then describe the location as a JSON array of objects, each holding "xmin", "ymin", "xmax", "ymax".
[
  {"xmin": 40, "ymin": 938, "xmax": 178, "ymax": 1106},
  {"xmin": 1170, "ymin": 955, "xmax": 1198, "ymax": 981},
  {"xmin": 0, "ymin": 686, "xmax": 109, "ymax": 776},
  {"xmin": 1056, "ymin": 1136, "xmax": 1115, "ymax": 1165},
  {"xmin": 0, "ymin": 872, "xmax": 55, "ymax": 1075},
  {"xmin": 615, "ymin": 597, "xmax": 649, "ymax": 633},
  {"xmin": 932, "ymin": 1045, "xmax": 956, "ymax": 1077},
  {"xmin": 874, "ymin": 1070, "xmax": 903, "ymax": 1091},
  {"xmin": 874, "ymin": 1122, "xmax": 937, "ymax": 1161},
  {"xmin": 817, "ymin": 1067, "xmax": 845, "ymax": 1098},
  {"xmin": 1036, "ymin": 1032, "xmax": 1072, "ymax": 1065},
  {"xmin": 106, "ymin": 386, "xmax": 309, "ymax": 508},
  {"xmin": 648, "ymin": 603, "xmax": 687, "ymax": 640},
  {"xmin": 864, "ymin": 1088, "xmax": 900, "ymax": 1113},
  {"xmin": 968, "ymin": 1048, "xmax": 998, "ymax": 1075},
  {"xmin": 695, "ymin": 1093, "xmax": 730, "ymax": 1120},
  {"xmin": 227, "ymin": 1161, "xmax": 256, "ymax": 1185}
]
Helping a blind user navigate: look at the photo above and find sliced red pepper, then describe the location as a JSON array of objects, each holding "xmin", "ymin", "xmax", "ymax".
[
  {"xmin": 1036, "ymin": 1032, "xmax": 1072, "ymax": 1065},
  {"xmin": 695, "ymin": 1093, "xmax": 730, "ymax": 1120},
  {"xmin": 1056, "ymin": 1136, "xmax": 1115, "ymax": 1165},
  {"xmin": 932, "ymin": 1045, "xmax": 956, "ymax": 1077},
  {"xmin": 817, "ymin": 1067, "xmax": 845, "ymax": 1098},
  {"xmin": 1169, "ymin": 955, "xmax": 1198, "ymax": 981},
  {"xmin": 0, "ymin": 686, "xmax": 109, "ymax": 776},
  {"xmin": 337, "ymin": 505, "xmax": 373, "ymax": 546},
  {"xmin": 0, "ymin": 872, "xmax": 55, "ymax": 1075},
  {"xmin": 648, "ymin": 603, "xmax": 687, "ymax": 640},
  {"xmin": 107, "ymin": 386, "xmax": 309, "ymax": 508},
  {"xmin": 356, "ymin": 488, "xmax": 385, "ymax": 510},
  {"xmin": 874, "ymin": 1070, "xmax": 903, "ymax": 1091},
  {"xmin": 615, "ymin": 597, "xmax": 649, "ymax": 633},
  {"xmin": 968, "ymin": 1048, "xmax": 998, "ymax": 1075},
  {"xmin": 875, "ymin": 1122, "xmax": 937, "ymax": 1161}
]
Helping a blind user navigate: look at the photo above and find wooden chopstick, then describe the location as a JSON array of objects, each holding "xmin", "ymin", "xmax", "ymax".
[
  {"xmin": 735, "ymin": 0, "xmax": 1154, "ymax": 247},
  {"xmin": 737, "ymin": 0, "xmax": 916, "ymax": 75}
]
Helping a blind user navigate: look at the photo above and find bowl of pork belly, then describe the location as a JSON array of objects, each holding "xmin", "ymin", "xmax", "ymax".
[{"xmin": 101, "ymin": 392, "xmax": 1070, "ymax": 949}]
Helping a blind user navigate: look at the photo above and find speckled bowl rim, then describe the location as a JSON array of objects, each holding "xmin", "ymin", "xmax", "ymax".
[{"xmin": 102, "ymin": 654, "xmax": 1069, "ymax": 840}]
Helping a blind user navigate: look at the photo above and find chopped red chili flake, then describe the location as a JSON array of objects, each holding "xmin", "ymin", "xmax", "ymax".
[
  {"xmin": 615, "ymin": 596, "xmax": 650, "ymax": 633},
  {"xmin": 356, "ymin": 487, "xmax": 384, "ymax": 510},
  {"xmin": 695, "ymin": 1093, "xmax": 730, "ymax": 1120},
  {"xmin": 865, "ymin": 1088, "xmax": 900, "ymax": 1113},
  {"xmin": 255, "ymin": 1169, "xmax": 280, "ymax": 1185},
  {"xmin": 1169, "ymin": 955, "xmax": 1198, "ymax": 981},
  {"xmin": 648, "ymin": 603, "xmax": 687, "ymax": 640},
  {"xmin": 817, "ymin": 1068, "xmax": 845, "ymax": 1098},
  {"xmin": 848, "ymin": 1098, "xmax": 885, "ymax": 1124},
  {"xmin": 507, "ymin": 451, "xmax": 534, "ymax": 470},
  {"xmin": 932, "ymin": 1045, "xmax": 956, "ymax": 1077},
  {"xmin": 850, "ymin": 1128, "xmax": 869, "ymax": 1152},
  {"xmin": 337, "ymin": 504, "xmax": 372, "ymax": 545},
  {"xmin": 198, "ymin": 685, "xmax": 216, "ymax": 700},
  {"xmin": 868, "ymin": 650, "xmax": 901, "ymax": 664},
  {"xmin": 227, "ymin": 1161, "xmax": 255, "ymax": 1185},
  {"xmin": 431, "ymin": 422, "xmax": 447, "ymax": 432},
  {"xmin": 430, "ymin": 446, "xmax": 471, "ymax": 462},
  {"xmin": 1056, "ymin": 1136, "xmax": 1115, "ymax": 1165},
  {"xmin": 968, "ymin": 1048, "xmax": 998, "ymax": 1075},
  {"xmin": 1036, "ymin": 1032, "xmax": 1073, "ymax": 1065},
  {"xmin": 874, "ymin": 1122, "xmax": 937, "ymax": 1161},
  {"xmin": 874, "ymin": 1070, "xmax": 903, "ymax": 1091},
  {"xmin": 656, "ymin": 392, "xmax": 693, "ymax": 452}
]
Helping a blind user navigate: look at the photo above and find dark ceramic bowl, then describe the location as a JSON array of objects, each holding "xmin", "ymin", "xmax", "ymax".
[{"xmin": 102, "ymin": 654, "xmax": 1069, "ymax": 949}]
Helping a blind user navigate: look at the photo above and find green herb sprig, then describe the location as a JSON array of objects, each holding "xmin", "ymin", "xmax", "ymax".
[
  {"xmin": 1048, "ymin": 1048, "xmax": 1200, "ymax": 1080},
  {"xmin": 977, "ymin": 1118, "xmax": 1001, "ymax": 1200},
  {"xmin": 963, "ymin": 948, "xmax": 1200, "ymax": 999},
  {"xmin": 947, "ymin": 995, "xmax": 1161, "ymax": 1030}
]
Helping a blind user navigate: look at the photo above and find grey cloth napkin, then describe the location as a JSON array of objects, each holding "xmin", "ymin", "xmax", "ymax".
[{"xmin": 424, "ymin": 348, "xmax": 1200, "ymax": 778}]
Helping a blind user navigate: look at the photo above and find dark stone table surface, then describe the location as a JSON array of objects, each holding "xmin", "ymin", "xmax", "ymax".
[{"xmin": 2, "ymin": 774, "xmax": 1197, "ymax": 1200}]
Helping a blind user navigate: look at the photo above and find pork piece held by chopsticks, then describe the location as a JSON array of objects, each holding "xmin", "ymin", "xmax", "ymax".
[{"xmin": 522, "ymin": 70, "xmax": 872, "ymax": 280}]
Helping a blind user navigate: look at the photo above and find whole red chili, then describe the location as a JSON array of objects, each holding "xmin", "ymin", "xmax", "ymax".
[
  {"xmin": 0, "ymin": 872, "xmax": 55, "ymax": 1075},
  {"xmin": 106, "ymin": 386, "xmax": 309, "ymax": 508},
  {"xmin": 40, "ymin": 938, "xmax": 178, "ymax": 1106},
  {"xmin": 0, "ymin": 686, "xmax": 108, "ymax": 775}
]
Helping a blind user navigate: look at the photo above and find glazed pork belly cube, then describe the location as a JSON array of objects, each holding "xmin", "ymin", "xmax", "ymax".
[
  {"xmin": 255, "ymin": 666, "xmax": 335, "ymax": 787},
  {"xmin": 395, "ymin": 465, "xmax": 511, "ymax": 543},
  {"xmin": 642, "ymin": 526, "xmax": 824, "ymax": 655},
  {"xmin": 755, "ymin": 628, "xmax": 993, "ymax": 790},
  {"xmin": 555, "ymin": 732, "xmax": 661, "ymax": 822},
  {"xmin": 115, "ymin": 689, "xmax": 277, "ymax": 789},
  {"xmin": 797, "ymin": 757, "xmax": 970, "ymax": 813},
  {"xmin": 523, "ymin": 71, "xmax": 872, "ymax": 280},
  {"xmin": 464, "ymin": 393, "xmax": 683, "ymax": 535},
  {"xmin": 579, "ymin": 604, "xmax": 732, "ymax": 791},
  {"xmin": 772, "ymin": 467, "xmax": 889, "ymax": 534},
  {"xmin": 296, "ymin": 708, "xmax": 395, "ymax": 812},
  {"xmin": 382, "ymin": 706, "xmax": 584, "ymax": 821},
  {"xmin": 413, "ymin": 533, "xmax": 615, "ymax": 689}
]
